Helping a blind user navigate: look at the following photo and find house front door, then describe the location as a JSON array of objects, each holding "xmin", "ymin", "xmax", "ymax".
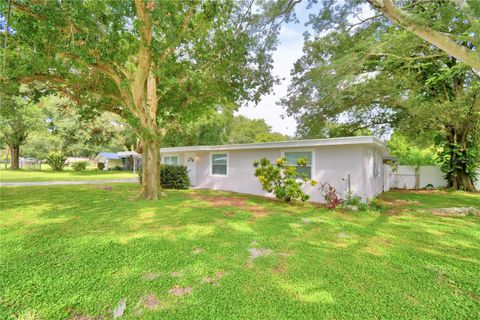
[{"xmin": 185, "ymin": 152, "xmax": 196, "ymax": 186}]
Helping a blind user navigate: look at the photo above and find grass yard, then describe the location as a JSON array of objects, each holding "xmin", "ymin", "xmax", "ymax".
[
  {"xmin": 0, "ymin": 186, "xmax": 479, "ymax": 319},
  {"xmin": 0, "ymin": 168, "xmax": 135, "ymax": 182}
]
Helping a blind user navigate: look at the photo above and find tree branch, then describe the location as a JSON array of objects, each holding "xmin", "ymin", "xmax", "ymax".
[
  {"xmin": 158, "ymin": 6, "xmax": 195, "ymax": 64},
  {"xmin": 367, "ymin": 0, "xmax": 480, "ymax": 74},
  {"xmin": 132, "ymin": 0, "xmax": 153, "ymax": 112}
]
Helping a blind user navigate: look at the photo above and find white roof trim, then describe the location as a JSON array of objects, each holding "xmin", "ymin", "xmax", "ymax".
[
  {"xmin": 117, "ymin": 151, "xmax": 141, "ymax": 158},
  {"xmin": 160, "ymin": 136, "xmax": 388, "ymax": 154}
]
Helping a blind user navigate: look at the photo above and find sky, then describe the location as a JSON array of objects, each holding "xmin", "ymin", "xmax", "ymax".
[{"xmin": 236, "ymin": 2, "xmax": 311, "ymax": 137}]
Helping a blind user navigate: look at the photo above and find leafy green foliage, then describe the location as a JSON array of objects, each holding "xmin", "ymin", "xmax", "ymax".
[
  {"xmin": 436, "ymin": 136, "xmax": 480, "ymax": 189},
  {"xmin": 254, "ymin": 132, "xmax": 289, "ymax": 143},
  {"xmin": 162, "ymin": 112, "xmax": 289, "ymax": 147},
  {"xmin": 13, "ymin": 95, "xmax": 135, "ymax": 159},
  {"xmin": 71, "ymin": 161, "xmax": 88, "ymax": 172},
  {"xmin": 388, "ymin": 134, "xmax": 438, "ymax": 166},
  {"xmin": 97, "ymin": 162, "xmax": 105, "ymax": 171},
  {"xmin": 6, "ymin": 0, "xmax": 293, "ymax": 198},
  {"xmin": 228, "ymin": 116, "xmax": 288, "ymax": 144},
  {"xmin": 282, "ymin": 0, "xmax": 479, "ymax": 190},
  {"xmin": 138, "ymin": 165, "xmax": 190, "ymax": 189},
  {"xmin": 305, "ymin": 0, "xmax": 479, "ymax": 72},
  {"xmin": 45, "ymin": 152, "xmax": 67, "ymax": 171},
  {"xmin": 341, "ymin": 193, "xmax": 369, "ymax": 211},
  {"xmin": 253, "ymin": 157, "xmax": 317, "ymax": 202},
  {"xmin": 0, "ymin": 84, "xmax": 44, "ymax": 168},
  {"xmin": 160, "ymin": 165, "xmax": 190, "ymax": 190}
]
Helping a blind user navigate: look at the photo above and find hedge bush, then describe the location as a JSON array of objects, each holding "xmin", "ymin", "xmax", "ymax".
[
  {"xmin": 71, "ymin": 161, "xmax": 88, "ymax": 172},
  {"xmin": 138, "ymin": 165, "xmax": 190, "ymax": 189},
  {"xmin": 161, "ymin": 165, "xmax": 190, "ymax": 189}
]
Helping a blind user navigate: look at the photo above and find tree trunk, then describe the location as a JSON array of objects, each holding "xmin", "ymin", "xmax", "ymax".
[
  {"xmin": 453, "ymin": 170, "xmax": 477, "ymax": 192},
  {"xmin": 138, "ymin": 136, "xmax": 163, "ymax": 200},
  {"xmin": 443, "ymin": 128, "xmax": 478, "ymax": 192},
  {"xmin": 414, "ymin": 166, "xmax": 420, "ymax": 190},
  {"xmin": 9, "ymin": 145, "xmax": 20, "ymax": 170}
]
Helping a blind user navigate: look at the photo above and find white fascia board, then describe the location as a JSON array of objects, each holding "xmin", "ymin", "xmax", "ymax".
[{"xmin": 160, "ymin": 136, "xmax": 388, "ymax": 155}]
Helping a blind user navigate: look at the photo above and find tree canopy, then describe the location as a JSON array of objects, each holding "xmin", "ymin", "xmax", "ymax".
[
  {"xmin": 162, "ymin": 111, "xmax": 289, "ymax": 147},
  {"xmin": 4, "ymin": 0, "xmax": 294, "ymax": 199},
  {"xmin": 307, "ymin": 0, "xmax": 480, "ymax": 73},
  {"xmin": 281, "ymin": 0, "xmax": 479, "ymax": 191}
]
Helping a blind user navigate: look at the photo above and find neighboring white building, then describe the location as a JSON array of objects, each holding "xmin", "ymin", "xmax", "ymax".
[{"xmin": 160, "ymin": 136, "xmax": 388, "ymax": 203}]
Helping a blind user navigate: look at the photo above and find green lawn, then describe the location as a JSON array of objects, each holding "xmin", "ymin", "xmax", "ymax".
[
  {"xmin": 0, "ymin": 168, "xmax": 135, "ymax": 182},
  {"xmin": 0, "ymin": 186, "xmax": 479, "ymax": 319}
]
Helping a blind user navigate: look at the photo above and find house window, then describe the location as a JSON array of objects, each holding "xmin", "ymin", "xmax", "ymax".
[
  {"xmin": 163, "ymin": 155, "xmax": 178, "ymax": 165},
  {"xmin": 211, "ymin": 153, "xmax": 228, "ymax": 176},
  {"xmin": 284, "ymin": 151, "xmax": 313, "ymax": 178}
]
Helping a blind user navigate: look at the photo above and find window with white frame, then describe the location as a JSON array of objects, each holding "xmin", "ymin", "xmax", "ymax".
[
  {"xmin": 162, "ymin": 155, "xmax": 178, "ymax": 165},
  {"xmin": 211, "ymin": 153, "xmax": 228, "ymax": 175},
  {"xmin": 284, "ymin": 151, "xmax": 313, "ymax": 178}
]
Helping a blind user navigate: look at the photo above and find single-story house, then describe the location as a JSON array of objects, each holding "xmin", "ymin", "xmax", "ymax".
[
  {"xmin": 94, "ymin": 151, "xmax": 142, "ymax": 171},
  {"xmin": 160, "ymin": 136, "xmax": 388, "ymax": 202}
]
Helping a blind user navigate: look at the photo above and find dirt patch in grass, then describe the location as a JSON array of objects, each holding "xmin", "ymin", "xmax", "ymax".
[
  {"xmin": 273, "ymin": 263, "xmax": 288, "ymax": 274},
  {"xmin": 192, "ymin": 247, "xmax": 203, "ymax": 255},
  {"xmin": 338, "ymin": 232, "xmax": 350, "ymax": 238},
  {"xmin": 247, "ymin": 247, "xmax": 273, "ymax": 268},
  {"xmin": 142, "ymin": 272, "xmax": 160, "ymax": 281},
  {"xmin": 363, "ymin": 246, "xmax": 384, "ymax": 256},
  {"xmin": 224, "ymin": 210, "xmax": 235, "ymax": 217},
  {"xmin": 249, "ymin": 247, "xmax": 273, "ymax": 259},
  {"xmin": 140, "ymin": 293, "xmax": 161, "ymax": 310},
  {"xmin": 95, "ymin": 185, "xmax": 113, "ymax": 191},
  {"xmin": 133, "ymin": 293, "xmax": 162, "ymax": 316},
  {"xmin": 430, "ymin": 207, "xmax": 480, "ymax": 217},
  {"xmin": 170, "ymin": 271, "xmax": 183, "ymax": 278},
  {"xmin": 248, "ymin": 205, "xmax": 269, "ymax": 217},
  {"xmin": 168, "ymin": 286, "xmax": 193, "ymax": 297},
  {"xmin": 202, "ymin": 271, "xmax": 226, "ymax": 285},
  {"xmin": 391, "ymin": 199, "xmax": 419, "ymax": 206},
  {"xmin": 273, "ymin": 252, "xmax": 292, "ymax": 274},
  {"xmin": 373, "ymin": 198, "xmax": 415, "ymax": 215},
  {"xmin": 190, "ymin": 195, "xmax": 270, "ymax": 217},
  {"xmin": 387, "ymin": 189, "xmax": 445, "ymax": 194}
]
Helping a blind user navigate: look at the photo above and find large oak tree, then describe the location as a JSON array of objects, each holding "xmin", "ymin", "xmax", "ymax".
[
  {"xmin": 282, "ymin": 2, "xmax": 479, "ymax": 191},
  {"xmin": 5, "ymin": 0, "xmax": 292, "ymax": 199}
]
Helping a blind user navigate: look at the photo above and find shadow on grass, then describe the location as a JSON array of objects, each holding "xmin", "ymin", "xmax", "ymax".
[{"xmin": 1, "ymin": 186, "xmax": 479, "ymax": 319}]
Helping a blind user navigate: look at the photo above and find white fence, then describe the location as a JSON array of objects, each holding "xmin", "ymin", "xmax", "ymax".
[
  {"xmin": 384, "ymin": 165, "xmax": 480, "ymax": 190},
  {"xmin": 3, "ymin": 159, "xmax": 42, "ymax": 170}
]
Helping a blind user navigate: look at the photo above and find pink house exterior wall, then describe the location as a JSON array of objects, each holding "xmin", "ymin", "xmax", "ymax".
[{"xmin": 162, "ymin": 144, "xmax": 385, "ymax": 203}]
